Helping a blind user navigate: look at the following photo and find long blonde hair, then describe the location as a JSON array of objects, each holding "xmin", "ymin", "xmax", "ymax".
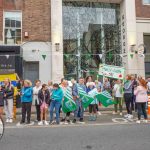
[{"xmin": 24, "ymin": 80, "xmax": 32, "ymax": 87}]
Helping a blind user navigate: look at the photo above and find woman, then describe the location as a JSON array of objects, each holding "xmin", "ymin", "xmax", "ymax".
[
  {"xmin": 20, "ymin": 80, "xmax": 33, "ymax": 124},
  {"xmin": 38, "ymin": 84, "xmax": 50, "ymax": 125},
  {"xmin": 50, "ymin": 83, "xmax": 63, "ymax": 125},
  {"xmin": 134, "ymin": 79, "xmax": 148, "ymax": 123},
  {"xmin": 0, "ymin": 85, "xmax": 4, "ymax": 117},
  {"xmin": 3, "ymin": 78, "xmax": 14, "ymax": 123},
  {"xmin": 124, "ymin": 75, "xmax": 133, "ymax": 119},
  {"xmin": 33, "ymin": 80, "xmax": 42, "ymax": 122},
  {"xmin": 113, "ymin": 80, "xmax": 123, "ymax": 116}
]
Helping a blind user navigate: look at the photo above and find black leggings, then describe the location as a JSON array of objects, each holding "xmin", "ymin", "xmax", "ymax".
[
  {"xmin": 124, "ymin": 93, "xmax": 133, "ymax": 114},
  {"xmin": 21, "ymin": 102, "xmax": 32, "ymax": 123},
  {"xmin": 137, "ymin": 102, "xmax": 147, "ymax": 120}
]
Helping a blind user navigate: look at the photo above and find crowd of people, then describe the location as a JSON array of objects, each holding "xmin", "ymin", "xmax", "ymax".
[{"xmin": 0, "ymin": 75, "xmax": 150, "ymax": 125}]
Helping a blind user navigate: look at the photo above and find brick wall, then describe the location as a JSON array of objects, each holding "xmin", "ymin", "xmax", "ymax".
[
  {"xmin": 136, "ymin": 0, "xmax": 150, "ymax": 18},
  {"xmin": 0, "ymin": 0, "xmax": 51, "ymax": 43}
]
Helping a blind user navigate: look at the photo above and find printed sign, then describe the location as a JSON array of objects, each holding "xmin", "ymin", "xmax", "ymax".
[{"xmin": 99, "ymin": 64, "xmax": 125, "ymax": 80}]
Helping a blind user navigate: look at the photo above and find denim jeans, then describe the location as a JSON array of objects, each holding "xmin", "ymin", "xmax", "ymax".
[
  {"xmin": 74, "ymin": 100, "xmax": 84, "ymax": 119},
  {"xmin": 136, "ymin": 102, "xmax": 147, "ymax": 120},
  {"xmin": 50, "ymin": 100, "xmax": 61, "ymax": 124}
]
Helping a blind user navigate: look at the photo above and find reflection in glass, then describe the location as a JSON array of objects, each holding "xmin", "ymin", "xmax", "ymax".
[{"xmin": 63, "ymin": 2, "xmax": 122, "ymax": 79}]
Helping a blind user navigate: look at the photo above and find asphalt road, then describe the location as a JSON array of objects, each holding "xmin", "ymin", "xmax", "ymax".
[{"xmin": 0, "ymin": 124, "xmax": 150, "ymax": 150}]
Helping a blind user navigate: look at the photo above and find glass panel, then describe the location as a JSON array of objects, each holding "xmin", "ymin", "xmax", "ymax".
[
  {"xmin": 63, "ymin": 1, "xmax": 121, "ymax": 79},
  {"xmin": 5, "ymin": 18, "xmax": 11, "ymax": 27},
  {"xmin": 143, "ymin": 0, "xmax": 150, "ymax": 4}
]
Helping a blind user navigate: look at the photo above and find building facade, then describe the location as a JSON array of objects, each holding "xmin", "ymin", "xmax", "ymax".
[{"xmin": 0, "ymin": 0, "xmax": 149, "ymax": 82}]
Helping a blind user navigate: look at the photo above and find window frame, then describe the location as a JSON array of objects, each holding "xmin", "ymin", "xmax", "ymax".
[
  {"xmin": 143, "ymin": 0, "xmax": 150, "ymax": 5},
  {"xmin": 3, "ymin": 10, "xmax": 22, "ymax": 45}
]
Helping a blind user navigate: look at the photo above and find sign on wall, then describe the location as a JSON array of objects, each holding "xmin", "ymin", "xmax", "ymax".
[{"xmin": 99, "ymin": 64, "xmax": 125, "ymax": 80}]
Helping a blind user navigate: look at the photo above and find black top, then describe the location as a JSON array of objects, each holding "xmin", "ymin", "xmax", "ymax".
[{"xmin": 0, "ymin": 91, "xmax": 4, "ymax": 106}]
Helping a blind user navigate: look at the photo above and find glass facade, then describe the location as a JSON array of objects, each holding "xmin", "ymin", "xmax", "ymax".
[{"xmin": 63, "ymin": 1, "xmax": 121, "ymax": 79}]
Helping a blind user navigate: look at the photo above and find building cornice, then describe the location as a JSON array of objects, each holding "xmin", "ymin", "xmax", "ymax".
[{"xmin": 136, "ymin": 17, "xmax": 150, "ymax": 23}]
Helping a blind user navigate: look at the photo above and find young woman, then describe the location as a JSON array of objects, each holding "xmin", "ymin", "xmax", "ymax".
[
  {"xmin": 20, "ymin": 80, "xmax": 33, "ymax": 124},
  {"xmin": 50, "ymin": 83, "xmax": 63, "ymax": 125},
  {"xmin": 124, "ymin": 75, "xmax": 133, "ymax": 119},
  {"xmin": 0, "ymin": 85, "xmax": 4, "ymax": 118},
  {"xmin": 113, "ymin": 80, "xmax": 123, "ymax": 116},
  {"xmin": 3, "ymin": 78, "xmax": 14, "ymax": 123},
  {"xmin": 134, "ymin": 79, "xmax": 148, "ymax": 123},
  {"xmin": 38, "ymin": 84, "xmax": 50, "ymax": 125},
  {"xmin": 33, "ymin": 80, "xmax": 42, "ymax": 122}
]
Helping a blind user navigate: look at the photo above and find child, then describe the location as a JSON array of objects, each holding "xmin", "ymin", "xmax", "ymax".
[
  {"xmin": 87, "ymin": 82, "xmax": 98, "ymax": 121},
  {"xmin": 0, "ymin": 85, "xmax": 4, "ymax": 117},
  {"xmin": 38, "ymin": 84, "xmax": 50, "ymax": 125}
]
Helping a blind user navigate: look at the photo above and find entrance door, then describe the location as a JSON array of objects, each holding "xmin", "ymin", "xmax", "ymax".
[{"xmin": 23, "ymin": 62, "xmax": 39, "ymax": 84}]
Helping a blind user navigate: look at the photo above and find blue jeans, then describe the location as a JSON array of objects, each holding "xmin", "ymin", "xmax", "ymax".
[
  {"xmin": 50, "ymin": 100, "xmax": 61, "ymax": 124},
  {"xmin": 74, "ymin": 100, "xmax": 84, "ymax": 119}
]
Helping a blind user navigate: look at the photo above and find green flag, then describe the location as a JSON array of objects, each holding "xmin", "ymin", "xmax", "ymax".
[
  {"xmin": 78, "ymin": 85, "xmax": 94, "ymax": 109},
  {"xmin": 62, "ymin": 87, "xmax": 77, "ymax": 113},
  {"xmin": 96, "ymin": 91, "xmax": 115, "ymax": 107}
]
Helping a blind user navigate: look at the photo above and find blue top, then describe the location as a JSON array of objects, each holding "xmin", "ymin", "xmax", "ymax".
[
  {"xmin": 72, "ymin": 83, "xmax": 86, "ymax": 97},
  {"xmin": 21, "ymin": 87, "xmax": 33, "ymax": 102},
  {"xmin": 124, "ymin": 80, "xmax": 133, "ymax": 94},
  {"xmin": 51, "ymin": 88, "xmax": 63, "ymax": 102}
]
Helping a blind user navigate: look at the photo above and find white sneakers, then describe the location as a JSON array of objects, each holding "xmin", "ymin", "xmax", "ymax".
[
  {"xmin": 38, "ymin": 120, "xmax": 49, "ymax": 126},
  {"xmin": 136, "ymin": 120, "xmax": 141, "ymax": 124},
  {"xmin": 136, "ymin": 120, "xmax": 148, "ymax": 124},
  {"xmin": 6, "ymin": 118, "xmax": 13, "ymax": 123},
  {"xmin": 124, "ymin": 114, "xmax": 133, "ymax": 119}
]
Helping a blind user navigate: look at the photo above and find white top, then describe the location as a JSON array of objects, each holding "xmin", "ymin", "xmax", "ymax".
[
  {"xmin": 113, "ymin": 84, "xmax": 123, "ymax": 98},
  {"xmin": 147, "ymin": 82, "xmax": 150, "ymax": 90},
  {"xmin": 33, "ymin": 86, "xmax": 42, "ymax": 105}
]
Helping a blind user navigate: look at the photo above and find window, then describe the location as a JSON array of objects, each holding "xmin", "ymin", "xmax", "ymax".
[
  {"xmin": 4, "ymin": 11, "xmax": 22, "ymax": 45},
  {"xmin": 143, "ymin": 0, "xmax": 150, "ymax": 5}
]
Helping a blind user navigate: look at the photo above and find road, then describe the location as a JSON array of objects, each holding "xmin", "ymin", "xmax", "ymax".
[{"xmin": 0, "ymin": 123, "xmax": 150, "ymax": 150}]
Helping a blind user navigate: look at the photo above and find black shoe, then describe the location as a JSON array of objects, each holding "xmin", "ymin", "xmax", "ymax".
[
  {"xmin": 72, "ymin": 119, "xmax": 76, "ymax": 123},
  {"xmin": 67, "ymin": 120, "xmax": 70, "ymax": 123},
  {"xmin": 79, "ymin": 118, "xmax": 84, "ymax": 122},
  {"xmin": 20, "ymin": 121, "xmax": 25, "ymax": 124},
  {"xmin": 61, "ymin": 119, "xmax": 65, "ymax": 122}
]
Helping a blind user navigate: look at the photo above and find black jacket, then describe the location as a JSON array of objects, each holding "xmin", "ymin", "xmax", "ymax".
[
  {"xmin": 0, "ymin": 90, "xmax": 4, "ymax": 106},
  {"xmin": 3, "ymin": 85, "xmax": 14, "ymax": 99},
  {"xmin": 38, "ymin": 89, "xmax": 50, "ymax": 105}
]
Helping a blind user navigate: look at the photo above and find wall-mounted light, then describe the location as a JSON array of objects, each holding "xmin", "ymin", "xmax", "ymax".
[
  {"xmin": 24, "ymin": 32, "xmax": 29, "ymax": 38},
  {"xmin": 130, "ymin": 44, "xmax": 136, "ymax": 53},
  {"xmin": 55, "ymin": 43, "xmax": 60, "ymax": 51}
]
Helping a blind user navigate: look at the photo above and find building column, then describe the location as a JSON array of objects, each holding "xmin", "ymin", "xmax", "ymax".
[
  {"xmin": 120, "ymin": 0, "xmax": 140, "ymax": 76},
  {"xmin": 51, "ymin": 0, "xmax": 63, "ymax": 83}
]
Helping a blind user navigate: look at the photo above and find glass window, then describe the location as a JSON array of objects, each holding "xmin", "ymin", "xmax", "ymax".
[
  {"xmin": 4, "ymin": 11, "xmax": 22, "ymax": 45},
  {"xmin": 143, "ymin": 0, "xmax": 150, "ymax": 4},
  {"xmin": 63, "ymin": 2, "xmax": 121, "ymax": 79}
]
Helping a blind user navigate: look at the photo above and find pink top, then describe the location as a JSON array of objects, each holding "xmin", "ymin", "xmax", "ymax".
[{"xmin": 134, "ymin": 86, "xmax": 148, "ymax": 103}]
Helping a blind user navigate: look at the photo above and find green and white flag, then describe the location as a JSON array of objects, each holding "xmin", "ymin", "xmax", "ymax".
[
  {"xmin": 96, "ymin": 91, "xmax": 115, "ymax": 107},
  {"xmin": 77, "ymin": 85, "xmax": 94, "ymax": 109},
  {"xmin": 62, "ymin": 87, "xmax": 77, "ymax": 113}
]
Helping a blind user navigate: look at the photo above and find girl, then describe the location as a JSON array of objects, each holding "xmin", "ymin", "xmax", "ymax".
[
  {"xmin": 3, "ymin": 78, "xmax": 14, "ymax": 123},
  {"xmin": 20, "ymin": 80, "xmax": 33, "ymax": 124},
  {"xmin": 38, "ymin": 84, "xmax": 50, "ymax": 125},
  {"xmin": 0, "ymin": 85, "xmax": 4, "ymax": 117},
  {"xmin": 33, "ymin": 80, "xmax": 42, "ymax": 122},
  {"xmin": 87, "ymin": 82, "xmax": 98, "ymax": 121},
  {"xmin": 134, "ymin": 79, "xmax": 148, "ymax": 123},
  {"xmin": 50, "ymin": 83, "xmax": 63, "ymax": 125},
  {"xmin": 113, "ymin": 80, "xmax": 123, "ymax": 116}
]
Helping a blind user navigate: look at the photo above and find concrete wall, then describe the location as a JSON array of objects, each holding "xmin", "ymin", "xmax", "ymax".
[
  {"xmin": 51, "ymin": 0, "xmax": 64, "ymax": 83},
  {"xmin": 120, "ymin": 0, "xmax": 141, "ymax": 76},
  {"xmin": 22, "ymin": 42, "xmax": 52, "ymax": 83}
]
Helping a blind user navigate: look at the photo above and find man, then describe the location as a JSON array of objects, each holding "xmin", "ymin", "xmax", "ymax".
[{"xmin": 72, "ymin": 77, "xmax": 86, "ymax": 123}]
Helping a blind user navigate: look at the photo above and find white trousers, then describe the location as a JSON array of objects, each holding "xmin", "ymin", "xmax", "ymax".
[{"xmin": 4, "ymin": 99, "xmax": 13, "ymax": 119}]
